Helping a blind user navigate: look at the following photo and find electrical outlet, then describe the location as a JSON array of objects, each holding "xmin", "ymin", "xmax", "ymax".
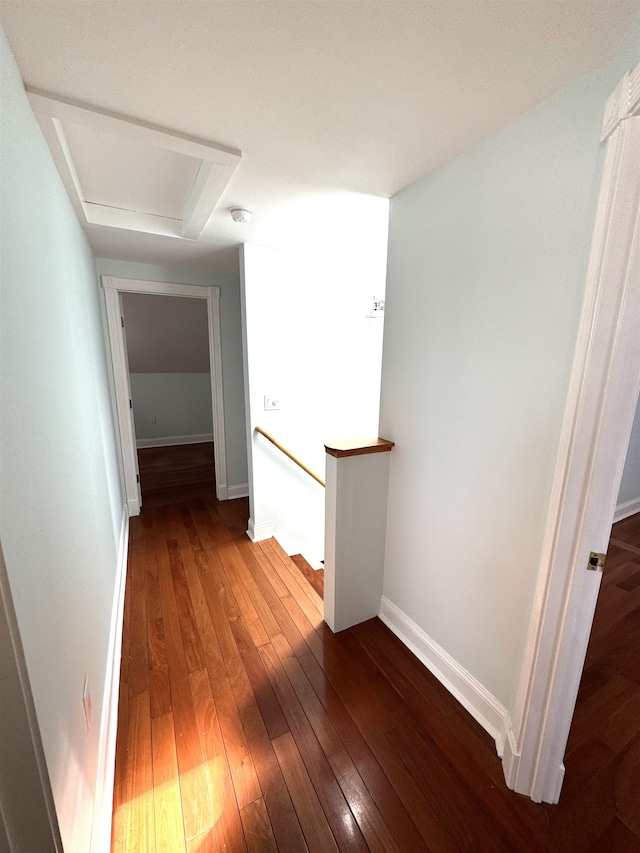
[
  {"xmin": 82, "ymin": 676, "xmax": 92, "ymax": 732},
  {"xmin": 149, "ymin": 415, "xmax": 157, "ymax": 424},
  {"xmin": 264, "ymin": 396, "xmax": 280, "ymax": 411}
]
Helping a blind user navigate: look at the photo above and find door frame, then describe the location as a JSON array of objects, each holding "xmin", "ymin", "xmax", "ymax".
[
  {"xmin": 102, "ymin": 276, "xmax": 228, "ymax": 513},
  {"xmin": 503, "ymin": 65, "xmax": 640, "ymax": 803}
]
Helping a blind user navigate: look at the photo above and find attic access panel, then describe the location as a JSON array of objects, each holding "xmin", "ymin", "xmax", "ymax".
[{"xmin": 28, "ymin": 90, "xmax": 241, "ymax": 240}]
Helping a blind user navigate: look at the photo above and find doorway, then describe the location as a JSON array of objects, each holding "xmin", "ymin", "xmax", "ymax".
[
  {"xmin": 102, "ymin": 276, "xmax": 229, "ymax": 514},
  {"xmin": 121, "ymin": 291, "xmax": 215, "ymax": 502},
  {"xmin": 505, "ymin": 107, "xmax": 640, "ymax": 802}
]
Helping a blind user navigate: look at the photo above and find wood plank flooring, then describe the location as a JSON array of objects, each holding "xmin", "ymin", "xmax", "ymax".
[
  {"xmin": 112, "ymin": 491, "xmax": 640, "ymax": 852},
  {"xmin": 138, "ymin": 443, "xmax": 215, "ymax": 496},
  {"xmin": 290, "ymin": 554, "xmax": 324, "ymax": 599}
]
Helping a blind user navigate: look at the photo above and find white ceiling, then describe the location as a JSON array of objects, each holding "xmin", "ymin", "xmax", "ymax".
[
  {"xmin": 27, "ymin": 90, "xmax": 242, "ymax": 241},
  {"xmin": 2, "ymin": 1, "xmax": 639, "ymax": 274},
  {"xmin": 63, "ymin": 121, "xmax": 201, "ymax": 220}
]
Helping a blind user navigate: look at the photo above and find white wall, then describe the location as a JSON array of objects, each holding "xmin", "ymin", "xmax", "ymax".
[
  {"xmin": 0, "ymin": 27, "xmax": 124, "ymax": 853},
  {"xmin": 96, "ymin": 258, "xmax": 248, "ymax": 489},
  {"xmin": 617, "ymin": 395, "xmax": 640, "ymax": 510},
  {"xmin": 130, "ymin": 373, "xmax": 213, "ymax": 441},
  {"xmin": 379, "ymin": 24, "xmax": 640, "ymax": 718},
  {"xmin": 241, "ymin": 204, "xmax": 388, "ymax": 563}
]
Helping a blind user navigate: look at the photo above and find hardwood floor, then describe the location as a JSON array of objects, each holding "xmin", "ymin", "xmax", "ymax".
[
  {"xmin": 138, "ymin": 443, "xmax": 215, "ymax": 497},
  {"xmin": 556, "ymin": 512, "xmax": 640, "ymax": 851},
  {"xmin": 290, "ymin": 554, "xmax": 324, "ymax": 599},
  {"xmin": 112, "ymin": 496, "xmax": 640, "ymax": 852}
]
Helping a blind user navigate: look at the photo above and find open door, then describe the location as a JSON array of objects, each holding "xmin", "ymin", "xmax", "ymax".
[
  {"xmin": 118, "ymin": 294, "xmax": 142, "ymax": 510},
  {"xmin": 102, "ymin": 276, "xmax": 229, "ymax": 514},
  {"xmin": 505, "ymin": 68, "xmax": 640, "ymax": 803},
  {"xmin": 103, "ymin": 286, "xmax": 143, "ymax": 515}
]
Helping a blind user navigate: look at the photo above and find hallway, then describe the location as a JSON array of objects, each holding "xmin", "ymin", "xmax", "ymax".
[{"xmin": 111, "ymin": 491, "xmax": 640, "ymax": 852}]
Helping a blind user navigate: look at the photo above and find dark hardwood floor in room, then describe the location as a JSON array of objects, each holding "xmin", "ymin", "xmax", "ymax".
[
  {"xmin": 111, "ymin": 489, "xmax": 640, "ymax": 852},
  {"xmin": 138, "ymin": 442, "xmax": 215, "ymax": 499}
]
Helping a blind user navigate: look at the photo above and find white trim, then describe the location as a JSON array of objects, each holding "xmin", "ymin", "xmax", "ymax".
[
  {"xmin": 227, "ymin": 483, "xmax": 250, "ymax": 500},
  {"xmin": 509, "ymin": 114, "xmax": 640, "ymax": 803},
  {"xmin": 101, "ymin": 277, "xmax": 229, "ymax": 502},
  {"xmin": 27, "ymin": 89, "xmax": 241, "ymax": 241},
  {"xmin": 601, "ymin": 59, "xmax": 640, "ymax": 140},
  {"xmin": 182, "ymin": 161, "xmax": 238, "ymax": 240},
  {"xmin": 89, "ymin": 506, "xmax": 129, "ymax": 853},
  {"xmin": 136, "ymin": 433, "xmax": 214, "ymax": 449},
  {"xmin": 103, "ymin": 277, "xmax": 218, "ymax": 300},
  {"xmin": 84, "ymin": 203, "xmax": 182, "ymax": 239},
  {"xmin": 379, "ymin": 597, "xmax": 513, "ymax": 756},
  {"xmin": 247, "ymin": 518, "xmax": 274, "ymax": 542},
  {"xmin": 103, "ymin": 287, "xmax": 141, "ymax": 516},
  {"xmin": 205, "ymin": 286, "xmax": 229, "ymax": 502},
  {"xmin": 613, "ymin": 497, "xmax": 640, "ymax": 523}
]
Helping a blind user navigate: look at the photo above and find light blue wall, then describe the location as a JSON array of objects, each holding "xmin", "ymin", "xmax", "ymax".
[
  {"xmin": 96, "ymin": 258, "xmax": 249, "ymax": 487},
  {"xmin": 131, "ymin": 373, "xmax": 213, "ymax": 440},
  {"xmin": 380, "ymin": 23, "xmax": 640, "ymax": 713},
  {"xmin": 618, "ymin": 397, "xmax": 640, "ymax": 508},
  {"xmin": 0, "ymin": 27, "xmax": 124, "ymax": 852}
]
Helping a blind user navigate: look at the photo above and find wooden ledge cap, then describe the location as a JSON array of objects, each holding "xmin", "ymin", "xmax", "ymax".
[{"xmin": 324, "ymin": 437, "xmax": 395, "ymax": 458}]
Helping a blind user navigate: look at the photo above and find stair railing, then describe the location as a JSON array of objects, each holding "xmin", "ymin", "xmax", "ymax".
[{"xmin": 254, "ymin": 426, "xmax": 326, "ymax": 487}]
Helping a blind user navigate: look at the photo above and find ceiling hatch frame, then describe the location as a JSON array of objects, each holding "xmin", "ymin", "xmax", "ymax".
[{"xmin": 27, "ymin": 89, "xmax": 242, "ymax": 240}]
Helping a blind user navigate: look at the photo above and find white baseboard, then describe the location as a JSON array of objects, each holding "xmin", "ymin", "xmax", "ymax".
[
  {"xmin": 378, "ymin": 596, "xmax": 512, "ymax": 757},
  {"xmin": 90, "ymin": 505, "xmax": 129, "ymax": 853},
  {"xmin": 227, "ymin": 483, "xmax": 249, "ymax": 500},
  {"xmin": 613, "ymin": 496, "xmax": 640, "ymax": 522},
  {"xmin": 136, "ymin": 433, "xmax": 213, "ymax": 449},
  {"xmin": 503, "ymin": 741, "xmax": 565, "ymax": 804},
  {"xmin": 501, "ymin": 724, "xmax": 521, "ymax": 789},
  {"xmin": 247, "ymin": 518, "xmax": 274, "ymax": 542}
]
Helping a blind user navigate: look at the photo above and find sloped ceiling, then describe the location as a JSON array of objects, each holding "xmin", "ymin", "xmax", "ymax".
[
  {"xmin": 2, "ymin": 1, "xmax": 639, "ymax": 273},
  {"xmin": 122, "ymin": 293, "xmax": 210, "ymax": 373}
]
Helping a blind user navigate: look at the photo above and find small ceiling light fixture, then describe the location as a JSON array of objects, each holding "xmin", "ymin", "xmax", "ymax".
[
  {"xmin": 365, "ymin": 296, "xmax": 385, "ymax": 318},
  {"xmin": 230, "ymin": 207, "xmax": 253, "ymax": 223}
]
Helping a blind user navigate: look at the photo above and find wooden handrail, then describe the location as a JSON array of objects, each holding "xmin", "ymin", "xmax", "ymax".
[
  {"xmin": 325, "ymin": 437, "xmax": 395, "ymax": 458},
  {"xmin": 255, "ymin": 426, "xmax": 326, "ymax": 487}
]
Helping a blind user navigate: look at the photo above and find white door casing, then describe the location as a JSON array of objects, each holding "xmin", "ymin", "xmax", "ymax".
[
  {"xmin": 102, "ymin": 277, "xmax": 228, "ymax": 513},
  {"xmin": 118, "ymin": 291, "xmax": 142, "ymax": 510},
  {"xmin": 504, "ymin": 65, "xmax": 640, "ymax": 803}
]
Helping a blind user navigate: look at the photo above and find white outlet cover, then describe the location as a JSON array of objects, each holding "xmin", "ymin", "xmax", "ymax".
[{"xmin": 264, "ymin": 396, "xmax": 280, "ymax": 411}]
